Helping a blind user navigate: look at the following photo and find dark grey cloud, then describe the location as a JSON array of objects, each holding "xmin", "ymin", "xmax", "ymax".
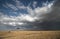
[
  {"xmin": 21, "ymin": 0, "xmax": 60, "ymax": 30},
  {"xmin": 31, "ymin": 0, "xmax": 60, "ymax": 30},
  {"xmin": 0, "ymin": 0, "xmax": 60, "ymax": 30},
  {"xmin": 44, "ymin": 0, "xmax": 60, "ymax": 21}
]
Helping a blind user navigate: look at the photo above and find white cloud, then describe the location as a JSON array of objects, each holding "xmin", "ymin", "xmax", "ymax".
[
  {"xmin": 0, "ymin": 12, "xmax": 3, "ymax": 16},
  {"xmin": 2, "ymin": 4, "xmax": 8, "ymax": 8},
  {"xmin": 27, "ymin": 1, "xmax": 54, "ymax": 19},
  {"xmin": 6, "ymin": 3, "xmax": 18, "ymax": 11},
  {"xmin": 13, "ymin": 0, "xmax": 27, "ymax": 9},
  {"xmin": 33, "ymin": 1, "xmax": 37, "ymax": 8},
  {"xmin": 0, "ymin": 1, "xmax": 54, "ymax": 26}
]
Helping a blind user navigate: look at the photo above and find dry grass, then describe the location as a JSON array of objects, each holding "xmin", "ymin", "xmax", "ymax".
[{"xmin": 0, "ymin": 31, "xmax": 60, "ymax": 39}]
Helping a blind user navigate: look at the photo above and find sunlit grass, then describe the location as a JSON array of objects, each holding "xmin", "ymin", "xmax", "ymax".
[{"xmin": 0, "ymin": 31, "xmax": 60, "ymax": 39}]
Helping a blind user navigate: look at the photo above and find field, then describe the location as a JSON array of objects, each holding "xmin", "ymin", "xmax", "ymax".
[{"xmin": 0, "ymin": 31, "xmax": 60, "ymax": 39}]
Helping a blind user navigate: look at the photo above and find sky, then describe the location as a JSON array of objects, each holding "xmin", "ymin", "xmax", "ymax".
[{"xmin": 0, "ymin": 0, "xmax": 60, "ymax": 30}]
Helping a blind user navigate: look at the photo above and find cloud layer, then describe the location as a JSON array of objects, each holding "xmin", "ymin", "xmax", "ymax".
[
  {"xmin": 1, "ymin": 0, "xmax": 60, "ymax": 30},
  {"xmin": 0, "ymin": 0, "xmax": 54, "ymax": 27}
]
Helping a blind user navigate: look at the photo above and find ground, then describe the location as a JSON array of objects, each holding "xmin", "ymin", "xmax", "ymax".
[{"xmin": 0, "ymin": 31, "xmax": 60, "ymax": 39}]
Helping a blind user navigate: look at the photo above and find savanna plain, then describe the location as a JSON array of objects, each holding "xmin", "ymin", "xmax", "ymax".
[{"xmin": 0, "ymin": 31, "xmax": 60, "ymax": 39}]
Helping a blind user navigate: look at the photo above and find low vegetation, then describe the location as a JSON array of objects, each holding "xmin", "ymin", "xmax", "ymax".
[{"xmin": 0, "ymin": 31, "xmax": 60, "ymax": 39}]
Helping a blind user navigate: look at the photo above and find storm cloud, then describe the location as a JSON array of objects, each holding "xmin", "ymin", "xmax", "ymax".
[{"xmin": 0, "ymin": 0, "xmax": 60, "ymax": 30}]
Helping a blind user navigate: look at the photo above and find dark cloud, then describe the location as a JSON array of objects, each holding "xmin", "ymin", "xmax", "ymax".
[
  {"xmin": 44, "ymin": 0, "xmax": 60, "ymax": 21},
  {"xmin": 31, "ymin": 0, "xmax": 60, "ymax": 30},
  {"xmin": 19, "ymin": 0, "xmax": 60, "ymax": 30},
  {"xmin": 0, "ymin": 0, "xmax": 60, "ymax": 30}
]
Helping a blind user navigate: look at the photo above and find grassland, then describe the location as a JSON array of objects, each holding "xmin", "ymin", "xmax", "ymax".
[{"xmin": 0, "ymin": 31, "xmax": 60, "ymax": 39}]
